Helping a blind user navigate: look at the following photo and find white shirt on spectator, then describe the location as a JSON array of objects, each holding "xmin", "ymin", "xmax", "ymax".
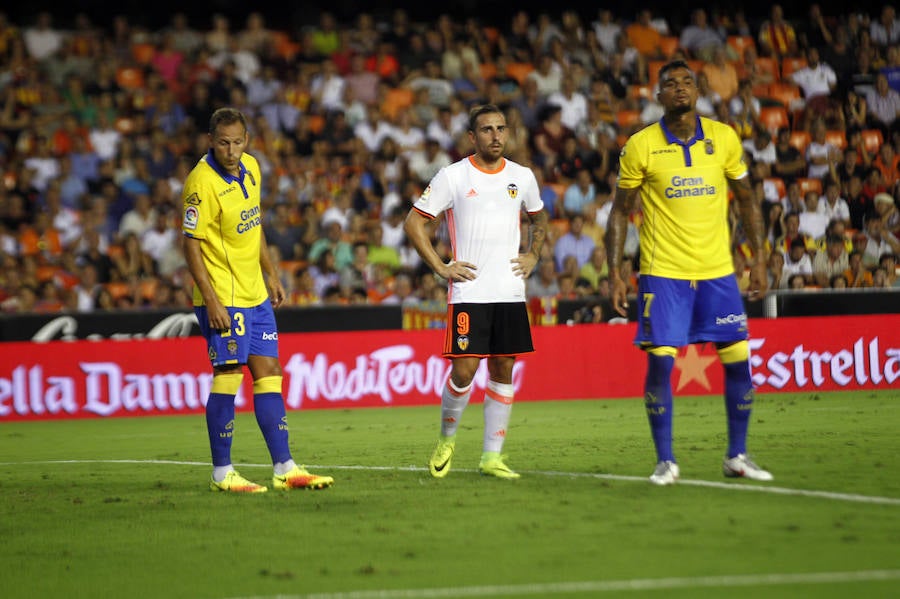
[
  {"xmin": 799, "ymin": 209, "xmax": 830, "ymax": 239},
  {"xmin": 546, "ymin": 90, "xmax": 589, "ymax": 131},
  {"xmin": 791, "ymin": 63, "xmax": 837, "ymax": 101},
  {"xmin": 817, "ymin": 197, "xmax": 851, "ymax": 223}
]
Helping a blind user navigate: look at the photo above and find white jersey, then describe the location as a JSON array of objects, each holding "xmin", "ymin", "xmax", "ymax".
[{"xmin": 413, "ymin": 156, "xmax": 543, "ymax": 304}]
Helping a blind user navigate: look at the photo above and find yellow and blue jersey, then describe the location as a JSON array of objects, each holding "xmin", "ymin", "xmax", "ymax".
[
  {"xmin": 182, "ymin": 150, "xmax": 267, "ymax": 308},
  {"xmin": 617, "ymin": 116, "xmax": 747, "ymax": 280}
]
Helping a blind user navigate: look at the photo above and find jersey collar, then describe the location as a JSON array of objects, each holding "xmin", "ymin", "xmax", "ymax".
[
  {"xmin": 206, "ymin": 149, "xmax": 248, "ymax": 184},
  {"xmin": 660, "ymin": 115, "xmax": 704, "ymax": 148}
]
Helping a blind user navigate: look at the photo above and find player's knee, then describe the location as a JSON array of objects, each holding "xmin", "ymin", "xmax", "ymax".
[
  {"xmin": 253, "ymin": 375, "xmax": 283, "ymax": 395},
  {"xmin": 211, "ymin": 372, "xmax": 244, "ymax": 395},
  {"xmin": 717, "ymin": 340, "xmax": 749, "ymax": 364}
]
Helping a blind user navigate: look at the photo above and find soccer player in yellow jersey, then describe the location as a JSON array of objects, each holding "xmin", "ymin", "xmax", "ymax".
[
  {"xmin": 607, "ymin": 61, "xmax": 774, "ymax": 486},
  {"xmin": 182, "ymin": 107, "xmax": 333, "ymax": 493}
]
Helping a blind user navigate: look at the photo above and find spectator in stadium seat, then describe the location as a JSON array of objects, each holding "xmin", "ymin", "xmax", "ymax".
[
  {"xmin": 702, "ymin": 45, "xmax": 740, "ymax": 103},
  {"xmin": 844, "ymin": 248, "xmax": 873, "ymax": 287},
  {"xmin": 554, "ymin": 213, "xmax": 595, "ymax": 271},
  {"xmin": 813, "ymin": 234, "xmax": 850, "ymax": 286},
  {"xmin": 526, "ymin": 258, "xmax": 560, "ymax": 299},
  {"xmin": 679, "ymin": 8, "xmax": 726, "ymax": 63},
  {"xmin": 560, "ymin": 168, "xmax": 596, "ymax": 218},
  {"xmin": 799, "ymin": 190, "xmax": 829, "ymax": 239},
  {"xmin": 773, "ymin": 128, "xmax": 808, "ymax": 187},
  {"xmin": 757, "ymin": 4, "xmax": 799, "ymax": 61},
  {"xmin": 781, "ymin": 237, "xmax": 815, "ymax": 288},
  {"xmin": 880, "ymin": 252, "xmax": 900, "ymax": 287},
  {"xmin": 805, "ymin": 118, "xmax": 840, "ymax": 180},
  {"xmin": 791, "ymin": 47, "xmax": 839, "ymax": 131},
  {"xmin": 817, "ymin": 179, "xmax": 852, "ymax": 228},
  {"xmin": 625, "ymin": 10, "xmax": 665, "ymax": 60},
  {"xmin": 874, "ymin": 192, "xmax": 900, "ymax": 235},
  {"xmin": 861, "ymin": 213, "xmax": 900, "ymax": 267}
]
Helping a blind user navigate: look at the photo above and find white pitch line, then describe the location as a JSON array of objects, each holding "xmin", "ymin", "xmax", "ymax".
[
  {"xmin": 1, "ymin": 459, "xmax": 899, "ymax": 506},
  {"xmin": 223, "ymin": 570, "xmax": 900, "ymax": 599}
]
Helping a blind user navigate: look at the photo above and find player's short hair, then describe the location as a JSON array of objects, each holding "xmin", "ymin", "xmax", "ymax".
[
  {"xmin": 209, "ymin": 107, "xmax": 248, "ymax": 135},
  {"xmin": 657, "ymin": 59, "xmax": 695, "ymax": 91},
  {"xmin": 468, "ymin": 103, "xmax": 504, "ymax": 132}
]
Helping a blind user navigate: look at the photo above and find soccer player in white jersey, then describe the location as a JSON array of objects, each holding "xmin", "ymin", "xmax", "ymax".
[
  {"xmin": 607, "ymin": 60, "xmax": 773, "ymax": 486},
  {"xmin": 404, "ymin": 104, "xmax": 549, "ymax": 479}
]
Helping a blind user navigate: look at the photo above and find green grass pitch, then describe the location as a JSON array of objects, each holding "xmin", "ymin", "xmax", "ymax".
[{"xmin": 1, "ymin": 390, "xmax": 899, "ymax": 599}]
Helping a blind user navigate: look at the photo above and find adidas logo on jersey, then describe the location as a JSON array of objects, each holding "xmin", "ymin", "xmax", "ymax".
[{"xmin": 465, "ymin": 188, "xmax": 478, "ymax": 197}]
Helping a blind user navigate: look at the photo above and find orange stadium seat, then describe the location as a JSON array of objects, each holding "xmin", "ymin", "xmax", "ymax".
[
  {"xmin": 861, "ymin": 128, "xmax": 884, "ymax": 154},
  {"xmin": 505, "ymin": 62, "xmax": 534, "ymax": 84},
  {"xmin": 764, "ymin": 177, "xmax": 787, "ymax": 200},
  {"xmin": 825, "ymin": 129, "xmax": 848, "ymax": 150},
  {"xmin": 105, "ymin": 282, "xmax": 131, "ymax": 301},
  {"xmin": 271, "ymin": 30, "xmax": 299, "ymax": 61},
  {"xmin": 686, "ymin": 60, "xmax": 704, "ymax": 74},
  {"xmin": 616, "ymin": 109, "xmax": 641, "ymax": 130},
  {"xmin": 780, "ymin": 57, "xmax": 808, "ymax": 80},
  {"xmin": 115, "ymin": 66, "xmax": 145, "ymax": 90},
  {"xmin": 381, "ymin": 87, "xmax": 414, "ymax": 120},
  {"xmin": 797, "ymin": 177, "xmax": 823, "ymax": 197},
  {"xmin": 789, "ymin": 130, "xmax": 812, "ymax": 153},
  {"xmin": 480, "ymin": 62, "xmax": 497, "ymax": 80},
  {"xmin": 280, "ymin": 260, "xmax": 307, "ymax": 277},
  {"xmin": 755, "ymin": 56, "xmax": 780, "ymax": 82},
  {"xmin": 659, "ymin": 36, "xmax": 680, "ymax": 58},
  {"xmin": 139, "ymin": 279, "xmax": 158, "ymax": 301},
  {"xmin": 647, "ymin": 60, "xmax": 667, "ymax": 89},
  {"xmin": 131, "ymin": 42, "xmax": 156, "ymax": 65},
  {"xmin": 727, "ymin": 35, "xmax": 756, "ymax": 57},
  {"xmin": 758, "ymin": 106, "xmax": 790, "ymax": 136},
  {"xmin": 764, "ymin": 82, "xmax": 802, "ymax": 109},
  {"xmin": 629, "ymin": 84, "xmax": 653, "ymax": 103}
]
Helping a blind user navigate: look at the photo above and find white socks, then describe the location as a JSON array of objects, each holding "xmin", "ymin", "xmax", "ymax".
[
  {"xmin": 212, "ymin": 465, "xmax": 234, "ymax": 482},
  {"xmin": 274, "ymin": 459, "xmax": 297, "ymax": 476},
  {"xmin": 483, "ymin": 380, "xmax": 514, "ymax": 453},
  {"xmin": 440, "ymin": 378, "xmax": 472, "ymax": 437}
]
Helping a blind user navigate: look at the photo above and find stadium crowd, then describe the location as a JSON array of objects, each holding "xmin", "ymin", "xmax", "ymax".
[{"xmin": 0, "ymin": 5, "xmax": 899, "ymax": 317}]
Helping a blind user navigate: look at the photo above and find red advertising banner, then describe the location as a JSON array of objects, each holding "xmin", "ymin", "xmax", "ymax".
[{"xmin": 1, "ymin": 315, "xmax": 897, "ymax": 421}]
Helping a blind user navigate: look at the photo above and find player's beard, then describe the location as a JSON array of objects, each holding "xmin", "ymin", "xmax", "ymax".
[
  {"xmin": 669, "ymin": 102, "xmax": 693, "ymax": 116},
  {"xmin": 483, "ymin": 143, "xmax": 505, "ymax": 161}
]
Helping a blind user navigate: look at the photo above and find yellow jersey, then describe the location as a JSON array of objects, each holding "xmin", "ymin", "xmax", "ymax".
[
  {"xmin": 182, "ymin": 150, "xmax": 267, "ymax": 308},
  {"xmin": 617, "ymin": 116, "xmax": 747, "ymax": 280}
]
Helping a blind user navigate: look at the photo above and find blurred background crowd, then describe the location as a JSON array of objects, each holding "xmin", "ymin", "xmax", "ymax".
[{"xmin": 0, "ymin": 4, "xmax": 899, "ymax": 318}]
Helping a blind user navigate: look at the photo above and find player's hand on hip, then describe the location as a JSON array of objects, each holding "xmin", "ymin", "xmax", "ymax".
[
  {"xmin": 511, "ymin": 253, "xmax": 538, "ymax": 278},
  {"xmin": 440, "ymin": 260, "xmax": 477, "ymax": 282}
]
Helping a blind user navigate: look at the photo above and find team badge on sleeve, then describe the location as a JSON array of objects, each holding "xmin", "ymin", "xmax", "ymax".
[{"xmin": 183, "ymin": 206, "xmax": 199, "ymax": 230}]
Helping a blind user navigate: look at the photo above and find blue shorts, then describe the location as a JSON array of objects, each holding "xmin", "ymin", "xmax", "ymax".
[
  {"xmin": 634, "ymin": 275, "xmax": 748, "ymax": 348},
  {"xmin": 195, "ymin": 299, "xmax": 279, "ymax": 367}
]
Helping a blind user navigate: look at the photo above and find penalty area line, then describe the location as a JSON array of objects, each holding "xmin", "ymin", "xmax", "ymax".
[
  {"xmin": 222, "ymin": 569, "xmax": 900, "ymax": 599},
  {"xmin": 1, "ymin": 459, "xmax": 899, "ymax": 506}
]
